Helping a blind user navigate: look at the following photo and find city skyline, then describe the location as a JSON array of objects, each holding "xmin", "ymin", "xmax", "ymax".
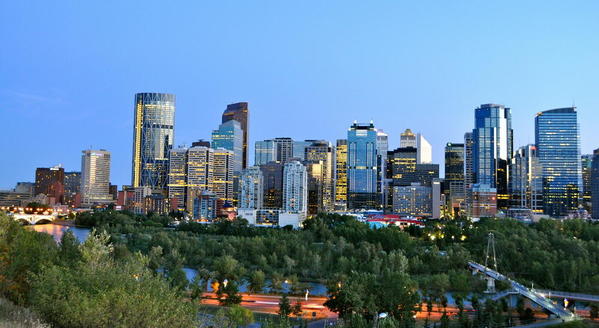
[{"xmin": 2, "ymin": 1, "xmax": 599, "ymax": 188}]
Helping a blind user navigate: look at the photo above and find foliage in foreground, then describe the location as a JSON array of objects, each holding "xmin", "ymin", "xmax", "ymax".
[
  {"xmin": 0, "ymin": 213, "xmax": 197, "ymax": 328},
  {"xmin": 0, "ymin": 297, "xmax": 50, "ymax": 328}
]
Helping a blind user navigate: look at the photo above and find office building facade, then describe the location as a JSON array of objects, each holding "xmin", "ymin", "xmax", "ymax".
[
  {"xmin": 509, "ymin": 145, "xmax": 543, "ymax": 212},
  {"xmin": 222, "ymin": 102, "xmax": 249, "ymax": 169},
  {"xmin": 535, "ymin": 107, "xmax": 581, "ymax": 217},
  {"xmin": 347, "ymin": 122, "xmax": 379, "ymax": 209},
  {"xmin": 239, "ymin": 166, "xmax": 263, "ymax": 210},
  {"xmin": 132, "ymin": 93, "xmax": 175, "ymax": 192},
  {"xmin": 282, "ymin": 161, "xmax": 308, "ymax": 214},
  {"xmin": 80, "ymin": 149, "xmax": 112, "ymax": 206}
]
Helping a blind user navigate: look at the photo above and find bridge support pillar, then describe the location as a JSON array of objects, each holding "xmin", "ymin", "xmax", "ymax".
[{"xmin": 485, "ymin": 277, "xmax": 496, "ymax": 294}]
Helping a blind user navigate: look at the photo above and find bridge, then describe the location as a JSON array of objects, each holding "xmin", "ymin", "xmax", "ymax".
[
  {"xmin": 468, "ymin": 261, "xmax": 577, "ymax": 321},
  {"xmin": 536, "ymin": 289, "xmax": 599, "ymax": 303},
  {"xmin": 10, "ymin": 213, "xmax": 57, "ymax": 225}
]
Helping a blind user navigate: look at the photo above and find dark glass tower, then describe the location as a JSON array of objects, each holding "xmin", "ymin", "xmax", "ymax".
[
  {"xmin": 472, "ymin": 104, "xmax": 513, "ymax": 210},
  {"xmin": 535, "ymin": 107, "xmax": 581, "ymax": 217},
  {"xmin": 444, "ymin": 143, "xmax": 465, "ymax": 217},
  {"xmin": 222, "ymin": 102, "xmax": 249, "ymax": 169},
  {"xmin": 591, "ymin": 149, "xmax": 599, "ymax": 220},
  {"xmin": 132, "ymin": 93, "xmax": 175, "ymax": 192}
]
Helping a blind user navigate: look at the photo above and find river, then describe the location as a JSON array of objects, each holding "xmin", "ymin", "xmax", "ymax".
[{"xmin": 26, "ymin": 223, "xmax": 91, "ymax": 243}]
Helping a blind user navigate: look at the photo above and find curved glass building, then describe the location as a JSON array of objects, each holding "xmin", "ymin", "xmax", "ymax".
[
  {"xmin": 132, "ymin": 93, "xmax": 175, "ymax": 192},
  {"xmin": 535, "ymin": 107, "xmax": 581, "ymax": 217}
]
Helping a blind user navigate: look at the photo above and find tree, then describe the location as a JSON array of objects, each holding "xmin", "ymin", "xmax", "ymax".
[
  {"xmin": 278, "ymin": 294, "xmax": 292, "ymax": 317},
  {"xmin": 219, "ymin": 280, "xmax": 242, "ymax": 306},
  {"xmin": 248, "ymin": 270, "xmax": 265, "ymax": 294},
  {"xmin": 226, "ymin": 305, "xmax": 254, "ymax": 326},
  {"xmin": 590, "ymin": 304, "xmax": 599, "ymax": 320},
  {"xmin": 292, "ymin": 301, "xmax": 303, "ymax": 317}
]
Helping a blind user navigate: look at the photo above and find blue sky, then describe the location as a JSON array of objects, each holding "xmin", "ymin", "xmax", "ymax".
[{"xmin": 1, "ymin": 1, "xmax": 598, "ymax": 188}]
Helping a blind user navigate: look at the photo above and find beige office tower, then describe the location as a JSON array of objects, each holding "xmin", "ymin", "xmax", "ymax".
[
  {"xmin": 186, "ymin": 146, "xmax": 214, "ymax": 210},
  {"xmin": 212, "ymin": 148, "xmax": 235, "ymax": 203},
  {"xmin": 168, "ymin": 148, "xmax": 188, "ymax": 211},
  {"xmin": 81, "ymin": 149, "xmax": 112, "ymax": 206},
  {"xmin": 335, "ymin": 139, "xmax": 348, "ymax": 210}
]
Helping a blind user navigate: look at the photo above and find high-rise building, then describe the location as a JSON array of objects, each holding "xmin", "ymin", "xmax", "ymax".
[
  {"xmin": 388, "ymin": 147, "xmax": 439, "ymax": 187},
  {"xmin": 591, "ymin": 149, "xmax": 599, "ymax": 220},
  {"xmin": 260, "ymin": 162, "xmax": 284, "ymax": 208},
  {"xmin": 400, "ymin": 129, "xmax": 432, "ymax": 164},
  {"xmin": 239, "ymin": 166, "xmax": 263, "ymax": 210},
  {"xmin": 222, "ymin": 102, "xmax": 249, "ymax": 169},
  {"xmin": 535, "ymin": 107, "xmax": 581, "ymax": 217},
  {"xmin": 80, "ymin": 149, "xmax": 112, "ymax": 206},
  {"xmin": 212, "ymin": 120, "xmax": 243, "ymax": 174},
  {"xmin": 132, "ymin": 93, "xmax": 175, "ymax": 192},
  {"xmin": 167, "ymin": 148, "xmax": 188, "ymax": 211},
  {"xmin": 472, "ymin": 104, "xmax": 513, "ymax": 211},
  {"xmin": 347, "ymin": 122, "xmax": 379, "ymax": 209},
  {"xmin": 392, "ymin": 183, "xmax": 432, "ymax": 217},
  {"xmin": 212, "ymin": 148, "xmax": 235, "ymax": 203},
  {"xmin": 185, "ymin": 146, "xmax": 214, "ymax": 210},
  {"xmin": 464, "ymin": 132, "xmax": 475, "ymax": 186},
  {"xmin": 444, "ymin": 143, "xmax": 465, "ymax": 218},
  {"xmin": 274, "ymin": 138, "xmax": 294, "ymax": 164},
  {"xmin": 255, "ymin": 140, "xmax": 277, "ymax": 165},
  {"xmin": 509, "ymin": 145, "xmax": 543, "ymax": 212},
  {"xmin": 35, "ymin": 165, "xmax": 65, "ymax": 204},
  {"xmin": 581, "ymin": 154, "xmax": 593, "ymax": 210},
  {"xmin": 305, "ymin": 140, "xmax": 335, "ymax": 214},
  {"xmin": 282, "ymin": 161, "xmax": 308, "ymax": 214},
  {"xmin": 63, "ymin": 171, "xmax": 81, "ymax": 206},
  {"xmin": 335, "ymin": 139, "xmax": 348, "ymax": 209},
  {"xmin": 376, "ymin": 130, "xmax": 390, "ymax": 208},
  {"xmin": 292, "ymin": 140, "xmax": 313, "ymax": 161}
]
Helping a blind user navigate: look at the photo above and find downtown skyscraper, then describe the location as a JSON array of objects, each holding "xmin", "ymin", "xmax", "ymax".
[
  {"xmin": 222, "ymin": 102, "xmax": 249, "ymax": 169},
  {"xmin": 471, "ymin": 104, "xmax": 513, "ymax": 211},
  {"xmin": 80, "ymin": 149, "xmax": 112, "ymax": 206},
  {"xmin": 535, "ymin": 107, "xmax": 581, "ymax": 217},
  {"xmin": 347, "ymin": 122, "xmax": 379, "ymax": 209},
  {"xmin": 131, "ymin": 93, "xmax": 175, "ymax": 192}
]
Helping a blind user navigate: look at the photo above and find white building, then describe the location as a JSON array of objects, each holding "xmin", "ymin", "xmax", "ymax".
[
  {"xmin": 400, "ymin": 129, "xmax": 432, "ymax": 164},
  {"xmin": 80, "ymin": 149, "xmax": 112, "ymax": 206},
  {"xmin": 283, "ymin": 160, "xmax": 308, "ymax": 214},
  {"xmin": 239, "ymin": 166, "xmax": 263, "ymax": 209}
]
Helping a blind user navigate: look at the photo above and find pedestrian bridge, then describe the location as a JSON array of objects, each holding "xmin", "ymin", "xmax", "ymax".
[
  {"xmin": 468, "ymin": 261, "xmax": 577, "ymax": 321},
  {"xmin": 11, "ymin": 213, "xmax": 57, "ymax": 225}
]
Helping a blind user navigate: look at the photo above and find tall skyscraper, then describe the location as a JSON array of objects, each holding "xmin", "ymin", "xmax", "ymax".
[
  {"xmin": 239, "ymin": 166, "xmax": 263, "ymax": 210},
  {"xmin": 222, "ymin": 102, "xmax": 249, "ymax": 169},
  {"xmin": 64, "ymin": 171, "xmax": 81, "ymax": 206},
  {"xmin": 444, "ymin": 143, "xmax": 465, "ymax": 218},
  {"xmin": 292, "ymin": 140, "xmax": 313, "ymax": 161},
  {"xmin": 185, "ymin": 146, "xmax": 214, "ymax": 210},
  {"xmin": 400, "ymin": 129, "xmax": 432, "ymax": 164},
  {"xmin": 591, "ymin": 149, "xmax": 599, "ymax": 220},
  {"xmin": 282, "ymin": 160, "xmax": 308, "ymax": 214},
  {"xmin": 535, "ymin": 107, "xmax": 581, "ymax": 217},
  {"xmin": 472, "ymin": 104, "xmax": 513, "ymax": 210},
  {"xmin": 388, "ymin": 147, "xmax": 439, "ymax": 187},
  {"xmin": 212, "ymin": 120, "xmax": 243, "ymax": 174},
  {"xmin": 80, "ymin": 149, "xmax": 112, "ymax": 206},
  {"xmin": 274, "ymin": 138, "xmax": 294, "ymax": 164},
  {"xmin": 132, "ymin": 93, "xmax": 175, "ymax": 192},
  {"xmin": 509, "ymin": 145, "xmax": 543, "ymax": 212},
  {"xmin": 464, "ymin": 132, "xmax": 475, "ymax": 186},
  {"xmin": 305, "ymin": 140, "xmax": 335, "ymax": 213},
  {"xmin": 34, "ymin": 165, "xmax": 65, "ymax": 204},
  {"xmin": 167, "ymin": 148, "xmax": 188, "ymax": 211},
  {"xmin": 335, "ymin": 139, "xmax": 348, "ymax": 209},
  {"xmin": 347, "ymin": 122, "xmax": 379, "ymax": 209},
  {"xmin": 581, "ymin": 154, "xmax": 593, "ymax": 209},
  {"xmin": 376, "ymin": 130, "xmax": 390, "ymax": 208},
  {"xmin": 255, "ymin": 140, "xmax": 277, "ymax": 165},
  {"xmin": 212, "ymin": 148, "xmax": 235, "ymax": 202}
]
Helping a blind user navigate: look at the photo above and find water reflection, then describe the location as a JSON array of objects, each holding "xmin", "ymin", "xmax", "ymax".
[{"xmin": 26, "ymin": 224, "xmax": 90, "ymax": 243}]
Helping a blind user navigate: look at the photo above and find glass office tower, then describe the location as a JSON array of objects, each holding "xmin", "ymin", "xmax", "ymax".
[
  {"xmin": 347, "ymin": 122, "xmax": 379, "ymax": 209},
  {"xmin": 222, "ymin": 102, "xmax": 249, "ymax": 169},
  {"xmin": 444, "ymin": 143, "xmax": 465, "ymax": 218},
  {"xmin": 535, "ymin": 107, "xmax": 581, "ymax": 217},
  {"xmin": 212, "ymin": 120, "xmax": 243, "ymax": 174},
  {"xmin": 472, "ymin": 104, "xmax": 513, "ymax": 210},
  {"xmin": 132, "ymin": 93, "xmax": 175, "ymax": 192},
  {"xmin": 335, "ymin": 139, "xmax": 348, "ymax": 209}
]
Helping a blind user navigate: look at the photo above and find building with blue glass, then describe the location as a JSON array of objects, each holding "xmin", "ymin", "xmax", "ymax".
[
  {"xmin": 131, "ymin": 93, "xmax": 175, "ymax": 192},
  {"xmin": 472, "ymin": 104, "xmax": 513, "ymax": 211},
  {"xmin": 535, "ymin": 107, "xmax": 581, "ymax": 217},
  {"xmin": 212, "ymin": 120, "xmax": 243, "ymax": 174},
  {"xmin": 347, "ymin": 122, "xmax": 379, "ymax": 209}
]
